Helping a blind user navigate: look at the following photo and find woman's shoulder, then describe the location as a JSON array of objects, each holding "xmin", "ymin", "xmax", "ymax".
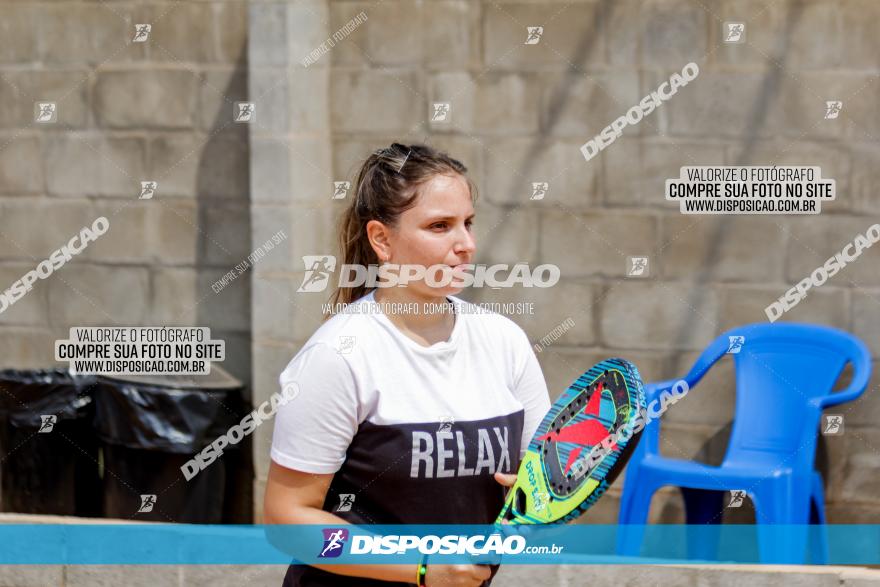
[{"xmin": 302, "ymin": 305, "xmax": 377, "ymax": 351}]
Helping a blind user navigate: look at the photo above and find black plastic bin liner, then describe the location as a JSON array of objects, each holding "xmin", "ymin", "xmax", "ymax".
[
  {"xmin": 93, "ymin": 369, "xmax": 246, "ymax": 524},
  {"xmin": 0, "ymin": 369, "xmax": 101, "ymax": 516}
]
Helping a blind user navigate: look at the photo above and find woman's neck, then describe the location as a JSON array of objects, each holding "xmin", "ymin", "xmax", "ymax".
[{"xmin": 373, "ymin": 288, "xmax": 456, "ymax": 346}]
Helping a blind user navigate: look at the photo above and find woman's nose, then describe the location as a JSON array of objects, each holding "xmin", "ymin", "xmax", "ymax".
[{"xmin": 455, "ymin": 226, "xmax": 476, "ymax": 255}]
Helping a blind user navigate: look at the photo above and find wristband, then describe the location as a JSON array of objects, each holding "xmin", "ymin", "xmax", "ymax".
[{"xmin": 416, "ymin": 554, "xmax": 428, "ymax": 586}]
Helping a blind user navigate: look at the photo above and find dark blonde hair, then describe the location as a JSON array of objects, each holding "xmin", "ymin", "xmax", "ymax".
[{"xmin": 325, "ymin": 143, "xmax": 478, "ymax": 316}]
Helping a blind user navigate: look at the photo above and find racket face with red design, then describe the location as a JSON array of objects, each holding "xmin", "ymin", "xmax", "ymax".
[{"xmin": 496, "ymin": 358, "xmax": 645, "ymax": 525}]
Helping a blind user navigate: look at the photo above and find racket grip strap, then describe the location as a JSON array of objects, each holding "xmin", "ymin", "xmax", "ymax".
[{"xmin": 416, "ymin": 554, "xmax": 428, "ymax": 586}]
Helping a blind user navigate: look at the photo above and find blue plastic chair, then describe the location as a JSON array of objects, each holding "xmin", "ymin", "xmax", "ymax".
[{"xmin": 616, "ymin": 323, "xmax": 872, "ymax": 563}]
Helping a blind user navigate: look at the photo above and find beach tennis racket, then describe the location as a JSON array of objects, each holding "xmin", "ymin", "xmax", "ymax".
[{"xmin": 495, "ymin": 358, "xmax": 645, "ymax": 525}]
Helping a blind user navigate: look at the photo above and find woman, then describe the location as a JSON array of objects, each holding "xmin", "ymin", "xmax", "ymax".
[{"xmin": 264, "ymin": 143, "xmax": 551, "ymax": 586}]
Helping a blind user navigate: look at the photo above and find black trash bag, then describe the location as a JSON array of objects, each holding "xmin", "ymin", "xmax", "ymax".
[
  {"xmin": 0, "ymin": 369, "xmax": 101, "ymax": 516},
  {"xmin": 93, "ymin": 370, "xmax": 247, "ymax": 524}
]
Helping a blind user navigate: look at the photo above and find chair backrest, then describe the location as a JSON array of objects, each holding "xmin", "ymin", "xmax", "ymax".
[
  {"xmin": 635, "ymin": 323, "xmax": 870, "ymax": 475},
  {"xmin": 722, "ymin": 323, "xmax": 869, "ymax": 472}
]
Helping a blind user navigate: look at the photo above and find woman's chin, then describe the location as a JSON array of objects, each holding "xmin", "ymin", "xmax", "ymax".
[{"xmin": 415, "ymin": 285, "xmax": 464, "ymax": 300}]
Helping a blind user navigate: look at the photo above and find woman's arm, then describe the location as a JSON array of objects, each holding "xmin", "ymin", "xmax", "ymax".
[
  {"xmin": 263, "ymin": 460, "xmax": 419, "ymax": 583},
  {"xmin": 264, "ymin": 461, "xmax": 499, "ymax": 586}
]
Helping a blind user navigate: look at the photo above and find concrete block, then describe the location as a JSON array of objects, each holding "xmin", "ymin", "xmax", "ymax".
[
  {"xmin": 66, "ymin": 565, "xmax": 180, "ymax": 587},
  {"xmin": 95, "ymin": 70, "xmax": 198, "ymax": 129},
  {"xmin": 784, "ymin": 215, "xmax": 880, "ymax": 286},
  {"xmin": 598, "ymin": 280, "xmax": 720, "ymax": 350},
  {"xmin": 424, "ymin": 1, "xmax": 478, "ymax": 69},
  {"xmin": 0, "ymin": 328, "xmax": 56, "ymax": 369},
  {"xmin": 483, "ymin": 138, "xmax": 599, "ymax": 208},
  {"xmin": 717, "ymin": 284, "xmax": 849, "ymax": 331},
  {"xmin": 198, "ymin": 69, "xmax": 248, "ymax": 132},
  {"xmin": 540, "ymin": 210, "xmax": 659, "ymax": 278},
  {"xmin": 88, "ymin": 200, "xmax": 152, "ymax": 263},
  {"xmin": 40, "ymin": 4, "xmax": 130, "ymax": 65},
  {"xmin": 0, "ymin": 4, "xmax": 39, "ymax": 64},
  {"xmin": 47, "ymin": 265, "xmax": 149, "ymax": 326},
  {"xmin": 0, "ymin": 264, "xmax": 49, "ymax": 326},
  {"xmin": 0, "ymin": 200, "xmax": 94, "ymax": 261},
  {"xmin": 471, "ymin": 202, "xmax": 539, "ymax": 266},
  {"xmin": 483, "ymin": 3, "xmax": 605, "ymax": 70},
  {"xmin": 0, "ymin": 134, "xmax": 42, "ymax": 194},
  {"xmin": 658, "ymin": 215, "xmax": 786, "ymax": 282},
  {"xmin": 640, "ymin": 0, "xmax": 708, "ymax": 68},
  {"xmin": 329, "ymin": 71, "xmax": 422, "ymax": 132},
  {"xmin": 152, "ymin": 200, "xmax": 200, "ymax": 265},
  {"xmin": 46, "ymin": 134, "xmax": 148, "ymax": 198},
  {"xmin": 0, "ymin": 565, "xmax": 63, "ymax": 587},
  {"xmin": 604, "ymin": 138, "xmax": 726, "ymax": 209}
]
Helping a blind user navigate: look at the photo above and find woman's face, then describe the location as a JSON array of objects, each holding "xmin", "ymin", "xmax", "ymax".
[{"xmin": 370, "ymin": 173, "xmax": 476, "ymax": 299}]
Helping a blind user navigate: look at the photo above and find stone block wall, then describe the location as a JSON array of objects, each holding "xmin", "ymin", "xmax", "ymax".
[
  {"xmin": 1, "ymin": 0, "xmax": 878, "ymax": 529},
  {"xmin": 249, "ymin": 0, "xmax": 880, "ymax": 524}
]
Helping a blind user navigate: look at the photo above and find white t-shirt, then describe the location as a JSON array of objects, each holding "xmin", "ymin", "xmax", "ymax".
[{"xmin": 270, "ymin": 289, "xmax": 550, "ymax": 527}]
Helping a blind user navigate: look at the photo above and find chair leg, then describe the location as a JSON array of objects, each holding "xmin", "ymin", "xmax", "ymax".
[
  {"xmin": 809, "ymin": 473, "xmax": 829, "ymax": 564},
  {"xmin": 616, "ymin": 480, "xmax": 655, "ymax": 557},
  {"xmin": 753, "ymin": 477, "xmax": 811, "ymax": 564},
  {"xmin": 681, "ymin": 487, "xmax": 724, "ymax": 561}
]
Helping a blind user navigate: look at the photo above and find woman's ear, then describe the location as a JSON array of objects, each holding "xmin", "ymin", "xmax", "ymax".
[{"xmin": 366, "ymin": 219, "xmax": 393, "ymax": 261}]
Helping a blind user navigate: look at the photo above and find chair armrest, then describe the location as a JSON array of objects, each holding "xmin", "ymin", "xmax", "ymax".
[
  {"xmin": 819, "ymin": 360, "xmax": 871, "ymax": 410},
  {"xmin": 818, "ymin": 346, "xmax": 872, "ymax": 408}
]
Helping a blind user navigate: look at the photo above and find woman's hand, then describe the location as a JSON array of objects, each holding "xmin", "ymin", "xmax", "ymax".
[
  {"xmin": 492, "ymin": 470, "xmax": 536, "ymax": 541},
  {"xmin": 493, "ymin": 471, "xmax": 518, "ymax": 489},
  {"xmin": 425, "ymin": 563, "xmax": 491, "ymax": 586},
  {"xmin": 493, "ymin": 472, "xmax": 519, "ymax": 527}
]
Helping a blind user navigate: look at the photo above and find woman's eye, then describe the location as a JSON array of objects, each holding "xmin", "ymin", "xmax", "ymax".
[{"xmin": 431, "ymin": 222, "xmax": 448, "ymax": 230}]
